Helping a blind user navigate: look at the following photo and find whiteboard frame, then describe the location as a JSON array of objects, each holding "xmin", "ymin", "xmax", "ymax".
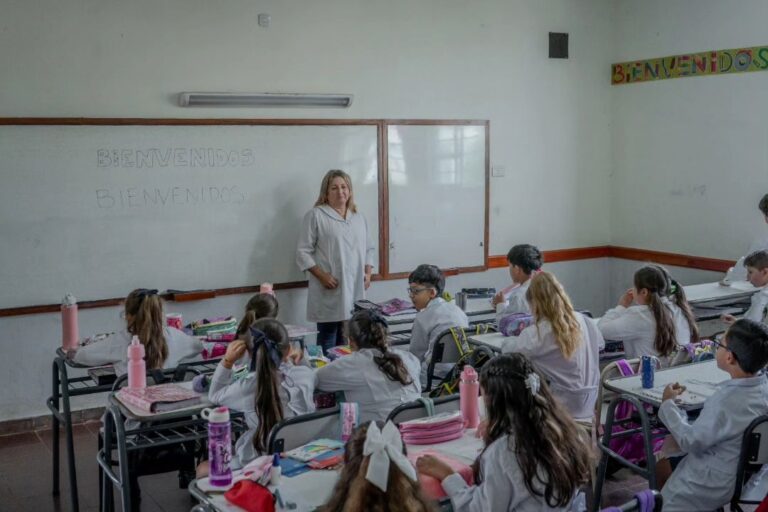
[{"xmin": 0, "ymin": 118, "xmax": 489, "ymax": 316}]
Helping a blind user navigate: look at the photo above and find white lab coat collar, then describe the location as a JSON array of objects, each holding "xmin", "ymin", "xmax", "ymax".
[{"xmin": 318, "ymin": 204, "xmax": 349, "ymax": 222}]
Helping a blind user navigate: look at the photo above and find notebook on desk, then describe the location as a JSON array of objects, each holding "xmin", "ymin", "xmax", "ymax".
[{"xmin": 117, "ymin": 383, "xmax": 202, "ymax": 413}]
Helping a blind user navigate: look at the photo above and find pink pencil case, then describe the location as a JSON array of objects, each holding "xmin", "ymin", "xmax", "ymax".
[
  {"xmin": 402, "ymin": 423, "xmax": 465, "ymax": 445},
  {"xmin": 408, "ymin": 450, "xmax": 473, "ymax": 499}
]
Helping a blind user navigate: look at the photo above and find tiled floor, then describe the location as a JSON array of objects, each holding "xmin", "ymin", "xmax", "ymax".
[{"xmin": 0, "ymin": 422, "xmax": 681, "ymax": 511}]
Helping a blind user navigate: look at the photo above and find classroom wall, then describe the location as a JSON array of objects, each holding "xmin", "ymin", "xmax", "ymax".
[
  {"xmin": 0, "ymin": 0, "xmax": 616, "ymax": 422},
  {"xmin": 610, "ymin": 0, "xmax": 768, "ymax": 259}
]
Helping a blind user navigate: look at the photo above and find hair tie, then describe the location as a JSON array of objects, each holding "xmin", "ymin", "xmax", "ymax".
[
  {"xmin": 136, "ymin": 288, "xmax": 158, "ymax": 299},
  {"xmin": 367, "ymin": 310, "xmax": 389, "ymax": 328},
  {"xmin": 363, "ymin": 421, "xmax": 417, "ymax": 492},
  {"xmin": 249, "ymin": 327, "xmax": 282, "ymax": 371},
  {"xmin": 669, "ymin": 279, "xmax": 678, "ymax": 295}
]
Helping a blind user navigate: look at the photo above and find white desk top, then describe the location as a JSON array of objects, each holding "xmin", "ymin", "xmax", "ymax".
[
  {"xmin": 386, "ymin": 297, "xmax": 494, "ymax": 324},
  {"xmin": 193, "ymin": 428, "xmax": 485, "ymax": 511},
  {"xmin": 684, "ymin": 281, "xmax": 756, "ymax": 304},
  {"xmin": 604, "ymin": 360, "xmax": 729, "ymax": 410},
  {"xmin": 467, "ymin": 332, "xmax": 508, "ymax": 352}
]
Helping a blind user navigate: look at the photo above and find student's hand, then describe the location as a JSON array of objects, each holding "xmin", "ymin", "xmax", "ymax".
[
  {"xmin": 618, "ymin": 288, "xmax": 635, "ymax": 308},
  {"xmin": 662, "ymin": 382, "xmax": 686, "ymax": 402},
  {"xmin": 223, "ymin": 340, "xmax": 247, "ymax": 368},
  {"xmin": 416, "ymin": 455, "xmax": 454, "ymax": 481},
  {"xmin": 364, "ymin": 272, "xmax": 372, "ymax": 290},
  {"xmin": 721, "ymin": 314, "xmax": 737, "ymax": 325},
  {"xmin": 491, "ymin": 291, "xmax": 505, "ymax": 307},
  {"xmin": 318, "ymin": 270, "xmax": 339, "ymax": 290}
]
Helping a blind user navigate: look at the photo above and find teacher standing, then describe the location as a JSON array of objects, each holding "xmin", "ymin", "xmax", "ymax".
[{"xmin": 296, "ymin": 169, "xmax": 375, "ymax": 353}]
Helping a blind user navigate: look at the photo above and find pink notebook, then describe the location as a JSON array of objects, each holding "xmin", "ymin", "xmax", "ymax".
[
  {"xmin": 117, "ymin": 383, "xmax": 201, "ymax": 413},
  {"xmin": 408, "ymin": 450, "xmax": 474, "ymax": 499}
]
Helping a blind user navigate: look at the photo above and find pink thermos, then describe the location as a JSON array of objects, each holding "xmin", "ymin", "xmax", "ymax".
[
  {"xmin": 127, "ymin": 336, "xmax": 146, "ymax": 390},
  {"xmin": 459, "ymin": 365, "xmax": 480, "ymax": 429},
  {"xmin": 61, "ymin": 294, "xmax": 79, "ymax": 351}
]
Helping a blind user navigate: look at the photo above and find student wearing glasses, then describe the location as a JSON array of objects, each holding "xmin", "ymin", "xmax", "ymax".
[
  {"xmin": 407, "ymin": 264, "xmax": 468, "ymax": 387},
  {"xmin": 656, "ymin": 319, "xmax": 768, "ymax": 511}
]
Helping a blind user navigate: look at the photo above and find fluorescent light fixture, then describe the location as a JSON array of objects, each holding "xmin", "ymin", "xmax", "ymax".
[{"xmin": 178, "ymin": 92, "xmax": 353, "ymax": 108}]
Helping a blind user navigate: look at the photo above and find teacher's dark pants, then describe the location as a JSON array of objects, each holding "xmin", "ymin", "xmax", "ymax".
[{"xmin": 316, "ymin": 321, "xmax": 345, "ymax": 354}]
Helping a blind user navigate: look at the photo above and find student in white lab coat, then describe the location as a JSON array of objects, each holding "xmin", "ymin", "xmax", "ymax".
[
  {"xmin": 316, "ymin": 310, "xmax": 421, "ymax": 423},
  {"xmin": 407, "ymin": 264, "xmax": 469, "ymax": 387},
  {"xmin": 502, "ymin": 272, "xmax": 604, "ymax": 420},
  {"xmin": 722, "ymin": 250, "xmax": 768, "ymax": 326},
  {"xmin": 417, "ymin": 353, "xmax": 592, "ymax": 511},
  {"xmin": 722, "ymin": 193, "xmax": 768, "ymax": 284},
  {"xmin": 296, "ymin": 169, "xmax": 376, "ymax": 353},
  {"xmin": 201, "ymin": 319, "xmax": 316, "ymax": 474},
  {"xmin": 598, "ymin": 265, "xmax": 698, "ymax": 364},
  {"xmin": 234, "ymin": 290, "xmax": 279, "ymax": 339},
  {"xmin": 492, "ymin": 244, "xmax": 542, "ymax": 324},
  {"xmin": 657, "ymin": 319, "xmax": 768, "ymax": 511},
  {"xmin": 70, "ymin": 288, "xmax": 202, "ymax": 374}
]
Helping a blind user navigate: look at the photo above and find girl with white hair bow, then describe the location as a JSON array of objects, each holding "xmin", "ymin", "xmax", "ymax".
[{"xmin": 320, "ymin": 421, "xmax": 435, "ymax": 512}]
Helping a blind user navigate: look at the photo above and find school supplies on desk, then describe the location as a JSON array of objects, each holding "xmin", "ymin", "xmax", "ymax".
[
  {"xmin": 190, "ymin": 316, "xmax": 238, "ymax": 338},
  {"xmin": 284, "ymin": 438, "xmax": 345, "ymax": 462},
  {"xmin": 326, "ymin": 345, "xmax": 353, "ymax": 360},
  {"xmin": 498, "ymin": 312, "xmax": 533, "ymax": 337},
  {"xmin": 409, "ymin": 450, "xmax": 473, "ymax": 499},
  {"xmin": 87, "ymin": 367, "xmax": 117, "ymax": 386},
  {"xmin": 117, "ymin": 382, "xmax": 201, "ymax": 413},
  {"xmin": 285, "ymin": 324, "xmax": 317, "ymax": 339},
  {"xmin": 79, "ymin": 332, "xmax": 114, "ymax": 347},
  {"xmin": 399, "ymin": 411, "xmax": 465, "ymax": 445}
]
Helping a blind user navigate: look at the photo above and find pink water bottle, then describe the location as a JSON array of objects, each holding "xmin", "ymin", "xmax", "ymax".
[
  {"xmin": 61, "ymin": 294, "xmax": 79, "ymax": 351},
  {"xmin": 202, "ymin": 406, "xmax": 232, "ymax": 487},
  {"xmin": 127, "ymin": 336, "xmax": 146, "ymax": 390},
  {"xmin": 459, "ymin": 365, "xmax": 480, "ymax": 429}
]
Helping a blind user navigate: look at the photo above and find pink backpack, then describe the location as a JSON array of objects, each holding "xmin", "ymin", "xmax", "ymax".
[{"xmin": 606, "ymin": 360, "xmax": 664, "ymax": 464}]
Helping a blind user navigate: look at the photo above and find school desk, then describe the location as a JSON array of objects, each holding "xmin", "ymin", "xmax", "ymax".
[
  {"xmin": 188, "ymin": 428, "xmax": 486, "ymax": 511},
  {"xmin": 593, "ymin": 360, "xmax": 725, "ymax": 507},
  {"xmin": 467, "ymin": 332, "xmax": 625, "ymax": 365},
  {"xmin": 684, "ymin": 281, "xmax": 757, "ymax": 337}
]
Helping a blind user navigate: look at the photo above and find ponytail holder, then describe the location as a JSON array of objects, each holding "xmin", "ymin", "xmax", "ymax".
[
  {"xmin": 367, "ymin": 310, "xmax": 389, "ymax": 328},
  {"xmin": 136, "ymin": 288, "xmax": 158, "ymax": 299},
  {"xmin": 249, "ymin": 327, "xmax": 282, "ymax": 371},
  {"xmin": 669, "ymin": 280, "xmax": 678, "ymax": 296},
  {"xmin": 524, "ymin": 373, "xmax": 541, "ymax": 395}
]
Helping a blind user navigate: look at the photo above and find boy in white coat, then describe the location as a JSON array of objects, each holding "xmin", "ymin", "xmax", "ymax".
[
  {"xmin": 722, "ymin": 193, "xmax": 768, "ymax": 284},
  {"xmin": 659, "ymin": 319, "xmax": 768, "ymax": 511},
  {"xmin": 407, "ymin": 264, "xmax": 469, "ymax": 388},
  {"xmin": 723, "ymin": 250, "xmax": 768, "ymax": 327},
  {"xmin": 492, "ymin": 244, "xmax": 542, "ymax": 324},
  {"xmin": 316, "ymin": 310, "xmax": 421, "ymax": 423}
]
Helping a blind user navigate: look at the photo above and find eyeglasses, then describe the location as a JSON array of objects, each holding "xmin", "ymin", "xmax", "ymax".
[
  {"xmin": 407, "ymin": 287, "xmax": 432, "ymax": 296},
  {"xmin": 711, "ymin": 336, "xmax": 739, "ymax": 360}
]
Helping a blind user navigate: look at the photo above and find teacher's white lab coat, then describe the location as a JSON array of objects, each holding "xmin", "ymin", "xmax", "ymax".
[
  {"xmin": 503, "ymin": 313, "xmax": 603, "ymax": 420},
  {"xmin": 296, "ymin": 205, "xmax": 375, "ymax": 323},
  {"xmin": 743, "ymin": 287, "xmax": 768, "ymax": 324},
  {"xmin": 494, "ymin": 280, "xmax": 532, "ymax": 325},
  {"xmin": 597, "ymin": 298, "xmax": 692, "ymax": 363},
  {"xmin": 208, "ymin": 361, "xmax": 316, "ymax": 468},
  {"xmin": 659, "ymin": 374, "xmax": 768, "ymax": 511},
  {"xmin": 72, "ymin": 327, "xmax": 203, "ymax": 375},
  {"xmin": 315, "ymin": 348, "xmax": 421, "ymax": 423},
  {"xmin": 409, "ymin": 298, "xmax": 469, "ymax": 386},
  {"xmin": 441, "ymin": 434, "xmax": 574, "ymax": 511}
]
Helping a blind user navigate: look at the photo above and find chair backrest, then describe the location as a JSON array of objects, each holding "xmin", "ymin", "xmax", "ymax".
[
  {"xmin": 386, "ymin": 395, "xmax": 461, "ymax": 425},
  {"xmin": 595, "ymin": 358, "xmax": 640, "ymax": 424},
  {"xmin": 731, "ymin": 414, "xmax": 768, "ymax": 506},
  {"xmin": 111, "ymin": 365, "xmax": 201, "ymax": 391},
  {"xmin": 426, "ymin": 327, "xmax": 471, "ymax": 391},
  {"xmin": 267, "ymin": 407, "xmax": 341, "ymax": 454}
]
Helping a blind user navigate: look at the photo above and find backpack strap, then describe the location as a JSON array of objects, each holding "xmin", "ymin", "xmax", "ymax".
[
  {"xmin": 416, "ymin": 397, "xmax": 435, "ymax": 417},
  {"xmin": 450, "ymin": 327, "xmax": 471, "ymax": 357},
  {"xmin": 615, "ymin": 359, "xmax": 635, "ymax": 377}
]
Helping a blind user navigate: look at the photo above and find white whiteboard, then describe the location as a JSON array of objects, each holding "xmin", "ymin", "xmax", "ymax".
[
  {"xmin": 387, "ymin": 124, "xmax": 487, "ymax": 273},
  {"xmin": 0, "ymin": 124, "xmax": 379, "ymax": 308}
]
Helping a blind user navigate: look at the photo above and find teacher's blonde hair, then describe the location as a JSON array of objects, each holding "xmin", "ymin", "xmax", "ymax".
[{"xmin": 315, "ymin": 169, "xmax": 357, "ymax": 213}]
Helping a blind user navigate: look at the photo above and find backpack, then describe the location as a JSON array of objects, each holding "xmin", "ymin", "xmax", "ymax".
[{"xmin": 428, "ymin": 326, "xmax": 495, "ymax": 398}]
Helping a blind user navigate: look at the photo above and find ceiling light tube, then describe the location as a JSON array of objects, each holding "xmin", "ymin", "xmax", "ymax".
[{"xmin": 178, "ymin": 92, "xmax": 353, "ymax": 108}]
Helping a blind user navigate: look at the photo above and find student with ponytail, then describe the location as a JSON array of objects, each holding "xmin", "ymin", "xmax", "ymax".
[
  {"xmin": 235, "ymin": 291, "xmax": 279, "ymax": 339},
  {"xmin": 502, "ymin": 271, "xmax": 604, "ymax": 420},
  {"xmin": 72, "ymin": 288, "xmax": 202, "ymax": 373},
  {"xmin": 598, "ymin": 265, "xmax": 698, "ymax": 364},
  {"xmin": 203, "ymin": 319, "xmax": 316, "ymax": 472},
  {"xmin": 417, "ymin": 353, "xmax": 592, "ymax": 511},
  {"xmin": 316, "ymin": 310, "xmax": 421, "ymax": 423}
]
